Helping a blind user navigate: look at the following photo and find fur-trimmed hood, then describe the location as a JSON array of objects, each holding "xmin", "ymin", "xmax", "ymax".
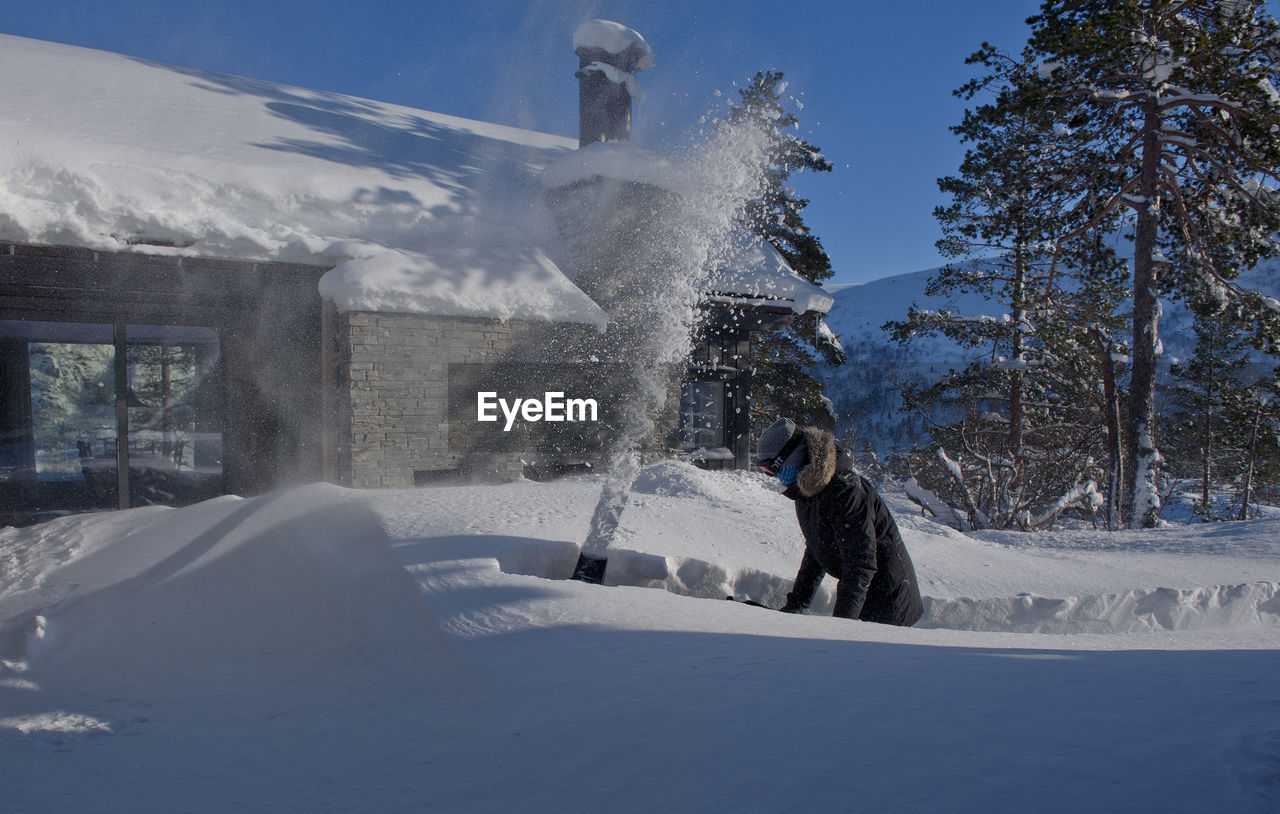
[{"xmin": 795, "ymin": 427, "xmax": 840, "ymax": 497}]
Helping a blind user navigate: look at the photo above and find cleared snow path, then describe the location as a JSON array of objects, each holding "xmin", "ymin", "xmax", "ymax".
[
  {"xmin": 371, "ymin": 464, "xmax": 1280, "ymax": 637},
  {"xmin": 487, "ymin": 544, "xmax": 1280, "ymax": 634}
]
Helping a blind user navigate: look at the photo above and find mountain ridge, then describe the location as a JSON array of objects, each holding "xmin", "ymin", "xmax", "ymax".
[{"xmin": 817, "ymin": 257, "xmax": 1280, "ymax": 454}]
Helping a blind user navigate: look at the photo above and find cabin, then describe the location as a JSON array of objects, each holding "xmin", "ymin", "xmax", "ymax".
[{"xmin": 0, "ymin": 22, "xmax": 832, "ymax": 525}]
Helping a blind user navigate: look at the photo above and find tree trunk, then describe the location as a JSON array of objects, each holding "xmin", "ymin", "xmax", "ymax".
[
  {"xmin": 1090, "ymin": 327, "xmax": 1123, "ymax": 530},
  {"xmin": 1200, "ymin": 415, "xmax": 1211, "ymax": 513},
  {"xmin": 1238, "ymin": 395, "xmax": 1263, "ymax": 521},
  {"xmin": 1125, "ymin": 98, "xmax": 1164, "ymax": 529},
  {"xmin": 1006, "ymin": 242, "xmax": 1027, "ymax": 526}
]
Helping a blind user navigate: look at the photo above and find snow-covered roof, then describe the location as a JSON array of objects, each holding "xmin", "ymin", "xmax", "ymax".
[
  {"xmin": 318, "ymin": 246, "xmax": 606, "ymax": 326},
  {"xmin": 706, "ymin": 238, "xmax": 836, "ymax": 315},
  {"xmin": 0, "ymin": 33, "xmax": 826, "ymax": 325},
  {"xmin": 0, "ymin": 33, "xmax": 607, "ymax": 327}
]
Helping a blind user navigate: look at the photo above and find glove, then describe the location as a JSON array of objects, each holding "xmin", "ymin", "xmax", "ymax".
[{"xmin": 778, "ymin": 592, "xmax": 807, "ymax": 614}]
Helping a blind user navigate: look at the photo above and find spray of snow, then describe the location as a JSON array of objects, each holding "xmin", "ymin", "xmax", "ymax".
[{"xmin": 577, "ymin": 121, "xmax": 773, "ymax": 560}]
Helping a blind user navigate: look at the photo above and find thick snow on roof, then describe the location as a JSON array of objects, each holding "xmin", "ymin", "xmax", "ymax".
[
  {"xmin": 707, "ymin": 238, "xmax": 836, "ymax": 315},
  {"xmin": 0, "ymin": 33, "xmax": 824, "ymax": 323},
  {"xmin": 319, "ymin": 246, "xmax": 606, "ymax": 328},
  {"xmin": 0, "ymin": 33, "xmax": 608, "ymax": 326}
]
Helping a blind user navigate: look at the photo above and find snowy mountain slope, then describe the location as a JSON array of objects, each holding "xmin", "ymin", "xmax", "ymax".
[
  {"xmin": 2, "ymin": 464, "xmax": 1279, "ymax": 812},
  {"xmin": 817, "ymin": 266, "xmax": 1002, "ymax": 451},
  {"xmin": 819, "ymin": 257, "xmax": 1280, "ymax": 452}
]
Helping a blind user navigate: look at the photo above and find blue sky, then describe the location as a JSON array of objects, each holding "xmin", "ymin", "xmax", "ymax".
[{"xmin": 0, "ymin": 0, "xmax": 1216, "ymax": 285}]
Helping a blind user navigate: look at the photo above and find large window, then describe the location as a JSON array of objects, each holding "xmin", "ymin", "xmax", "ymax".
[{"xmin": 0, "ymin": 320, "xmax": 222, "ymax": 523}]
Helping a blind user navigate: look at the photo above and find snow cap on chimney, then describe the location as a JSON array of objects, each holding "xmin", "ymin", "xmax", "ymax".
[
  {"xmin": 573, "ymin": 19, "xmax": 655, "ymax": 72},
  {"xmin": 573, "ymin": 20, "xmax": 654, "ymax": 147}
]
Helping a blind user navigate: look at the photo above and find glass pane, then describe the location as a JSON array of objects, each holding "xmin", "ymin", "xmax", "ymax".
[
  {"xmin": 30, "ymin": 340, "xmax": 117, "ymax": 478},
  {"xmin": 679, "ymin": 380, "xmax": 725, "ymax": 450},
  {"xmin": 125, "ymin": 325, "xmax": 222, "ymax": 507},
  {"xmin": 0, "ymin": 320, "xmax": 118, "ymax": 523}
]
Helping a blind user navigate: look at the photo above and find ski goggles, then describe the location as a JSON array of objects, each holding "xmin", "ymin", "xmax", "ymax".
[{"xmin": 757, "ymin": 430, "xmax": 805, "ymax": 477}]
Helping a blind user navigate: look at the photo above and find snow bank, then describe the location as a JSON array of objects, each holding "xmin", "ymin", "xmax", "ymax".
[
  {"xmin": 390, "ymin": 462, "xmax": 1280, "ymax": 634},
  {"xmin": 629, "ymin": 459, "xmax": 762, "ymax": 502},
  {"xmin": 2, "ymin": 485, "xmax": 442, "ymax": 692},
  {"xmin": 922, "ymin": 582, "xmax": 1280, "ymax": 634}
]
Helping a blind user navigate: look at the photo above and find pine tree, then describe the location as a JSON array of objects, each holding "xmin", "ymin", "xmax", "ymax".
[
  {"xmin": 1234, "ymin": 371, "xmax": 1280, "ymax": 518},
  {"xmin": 719, "ymin": 71, "xmax": 842, "ymax": 433},
  {"xmin": 1166, "ymin": 308, "xmax": 1254, "ymax": 516},
  {"xmin": 749, "ymin": 330, "xmax": 834, "ymax": 430},
  {"xmin": 886, "ymin": 46, "xmax": 1127, "ymax": 529},
  {"xmin": 1026, "ymin": 0, "xmax": 1280, "ymax": 527}
]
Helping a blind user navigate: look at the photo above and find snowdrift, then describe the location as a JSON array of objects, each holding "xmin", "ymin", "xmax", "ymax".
[
  {"xmin": 1, "ymin": 485, "xmax": 443, "ymax": 694},
  {"xmin": 4, "ymin": 467, "xmax": 1278, "ymax": 696}
]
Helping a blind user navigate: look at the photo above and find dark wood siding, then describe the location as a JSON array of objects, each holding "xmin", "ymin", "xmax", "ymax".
[{"xmin": 0, "ymin": 242, "xmax": 328, "ymax": 506}]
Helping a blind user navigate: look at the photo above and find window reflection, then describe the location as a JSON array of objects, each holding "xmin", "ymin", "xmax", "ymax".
[
  {"xmin": 125, "ymin": 325, "xmax": 223, "ymax": 507},
  {"xmin": 0, "ymin": 320, "xmax": 223, "ymax": 524}
]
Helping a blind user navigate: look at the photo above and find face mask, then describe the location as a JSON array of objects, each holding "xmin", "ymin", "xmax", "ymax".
[{"xmin": 776, "ymin": 465, "xmax": 799, "ymax": 486}]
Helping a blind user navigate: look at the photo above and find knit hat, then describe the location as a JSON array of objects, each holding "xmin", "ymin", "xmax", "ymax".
[
  {"xmin": 755, "ymin": 417, "xmax": 796, "ymax": 461},
  {"xmin": 755, "ymin": 417, "xmax": 807, "ymax": 472}
]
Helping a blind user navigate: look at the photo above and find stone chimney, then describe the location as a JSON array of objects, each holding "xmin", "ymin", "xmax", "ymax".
[{"xmin": 573, "ymin": 20, "xmax": 654, "ymax": 148}]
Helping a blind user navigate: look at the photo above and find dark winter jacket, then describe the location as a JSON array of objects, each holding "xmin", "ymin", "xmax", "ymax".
[{"xmin": 782, "ymin": 427, "xmax": 924, "ymax": 626}]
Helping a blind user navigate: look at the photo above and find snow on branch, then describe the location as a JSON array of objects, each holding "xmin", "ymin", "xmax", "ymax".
[
  {"xmin": 1020, "ymin": 480, "xmax": 1103, "ymax": 531},
  {"xmin": 903, "ymin": 478, "xmax": 971, "ymax": 531},
  {"xmin": 938, "ymin": 447, "xmax": 992, "ymax": 530}
]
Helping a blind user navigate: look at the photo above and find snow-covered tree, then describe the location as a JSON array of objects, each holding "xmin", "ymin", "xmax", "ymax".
[
  {"xmin": 1234, "ymin": 372, "xmax": 1280, "ymax": 517},
  {"xmin": 1166, "ymin": 308, "xmax": 1254, "ymax": 515},
  {"xmin": 886, "ymin": 46, "xmax": 1126, "ymax": 530},
  {"xmin": 1027, "ymin": 0, "xmax": 1280, "ymax": 527},
  {"xmin": 717, "ymin": 71, "xmax": 842, "ymax": 432},
  {"xmin": 749, "ymin": 329, "xmax": 835, "ymax": 430}
]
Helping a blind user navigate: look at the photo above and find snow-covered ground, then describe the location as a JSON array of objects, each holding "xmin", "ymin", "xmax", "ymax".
[{"xmin": 2, "ymin": 463, "xmax": 1279, "ymax": 812}]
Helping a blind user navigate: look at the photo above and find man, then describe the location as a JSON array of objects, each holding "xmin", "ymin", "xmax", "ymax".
[{"xmin": 755, "ymin": 417, "xmax": 923, "ymax": 626}]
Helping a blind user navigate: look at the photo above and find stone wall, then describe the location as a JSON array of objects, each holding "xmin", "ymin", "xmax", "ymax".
[
  {"xmin": 331, "ymin": 311, "xmax": 604, "ymax": 488},
  {"xmin": 334, "ymin": 312, "xmax": 513, "ymax": 487}
]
